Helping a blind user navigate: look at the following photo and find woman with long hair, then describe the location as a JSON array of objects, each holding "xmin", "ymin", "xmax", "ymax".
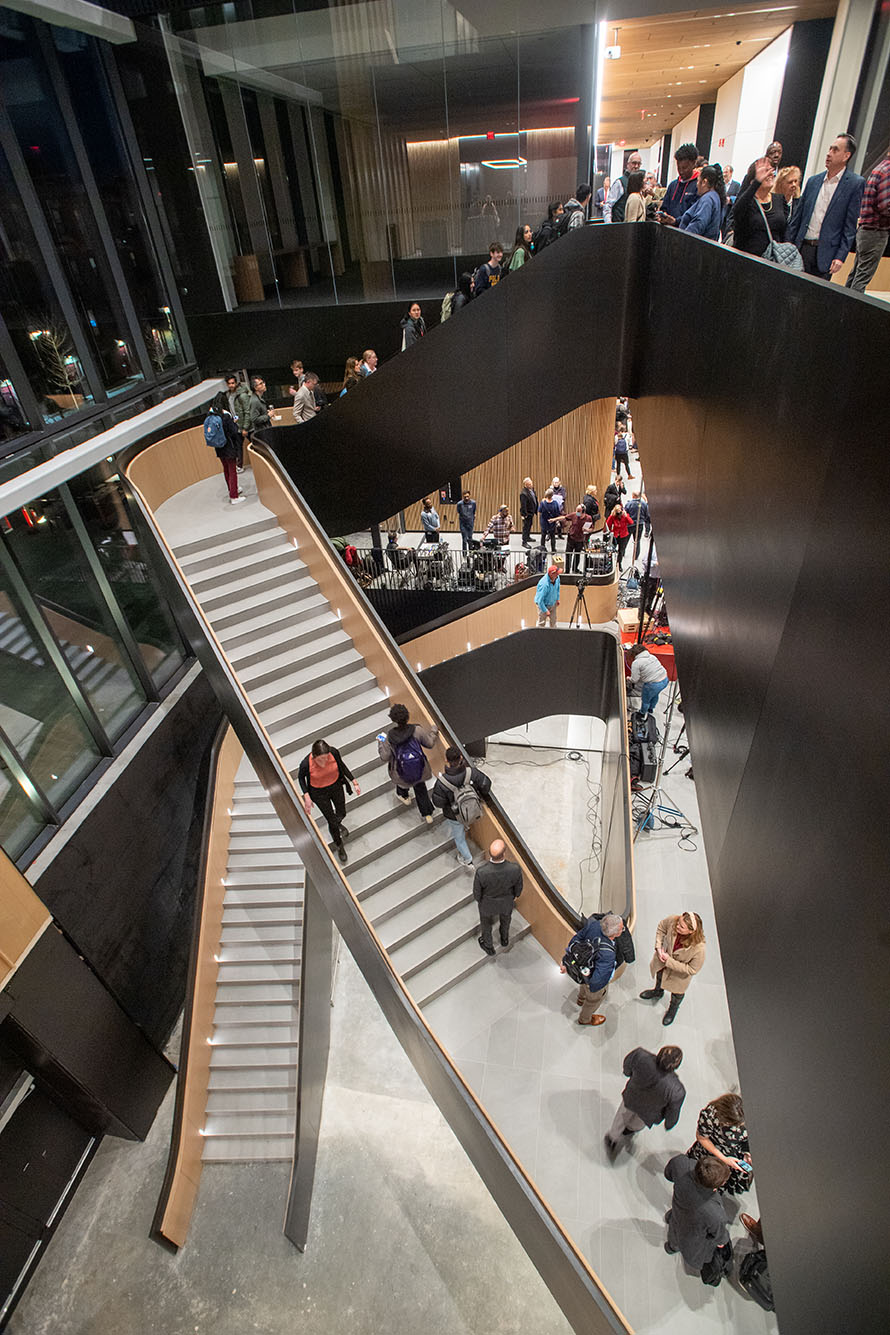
[
  {"xmin": 623, "ymin": 170, "xmax": 647, "ymax": 223},
  {"xmin": 400, "ymin": 301, "xmax": 426, "ymax": 350},
  {"xmin": 508, "ymin": 223, "xmax": 533, "ymax": 270},
  {"xmin": 688, "ymin": 1093, "xmax": 753, "ymax": 1195},
  {"xmin": 640, "ymin": 910, "xmax": 706, "ymax": 1024},
  {"xmin": 339, "ymin": 356, "xmax": 361, "ymax": 397}
]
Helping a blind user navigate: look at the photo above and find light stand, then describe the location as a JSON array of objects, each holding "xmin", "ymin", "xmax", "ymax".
[{"xmin": 631, "ymin": 680, "xmax": 698, "ymax": 842}]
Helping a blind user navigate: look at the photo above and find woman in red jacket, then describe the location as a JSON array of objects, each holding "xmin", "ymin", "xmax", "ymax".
[{"xmin": 606, "ymin": 503, "xmax": 634, "ymax": 571}]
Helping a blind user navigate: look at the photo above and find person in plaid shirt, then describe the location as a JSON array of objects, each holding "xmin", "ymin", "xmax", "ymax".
[
  {"xmin": 846, "ymin": 146, "xmax": 890, "ymax": 294},
  {"xmin": 484, "ymin": 504, "xmax": 514, "ymax": 545}
]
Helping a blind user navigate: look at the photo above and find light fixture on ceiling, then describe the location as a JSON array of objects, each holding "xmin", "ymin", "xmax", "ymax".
[{"xmin": 481, "ymin": 157, "xmax": 527, "ymax": 169}]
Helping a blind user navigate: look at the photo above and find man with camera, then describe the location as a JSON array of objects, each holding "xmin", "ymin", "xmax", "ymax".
[{"xmin": 560, "ymin": 912, "xmax": 625, "ymax": 1026}]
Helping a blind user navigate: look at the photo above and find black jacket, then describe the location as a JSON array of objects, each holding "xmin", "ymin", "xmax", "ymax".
[
  {"xmin": 519, "ymin": 486, "xmax": 538, "ymax": 518},
  {"xmin": 621, "ymin": 1048, "xmax": 685, "ymax": 1129},
  {"xmin": 473, "ymin": 858, "xmax": 522, "ymax": 917},
  {"xmin": 401, "ymin": 315, "xmax": 426, "ymax": 348},
  {"xmin": 431, "ymin": 764, "xmax": 491, "ymax": 823},
  {"xmin": 582, "ymin": 493, "xmax": 599, "ymax": 519},
  {"xmin": 665, "ymin": 1155, "xmax": 729, "ymax": 1270},
  {"xmin": 297, "ymin": 745, "xmax": 354, "ymax": 795},
  {"xmin": 205, "ymin": 407, "xmax": 241, "ymax": 459}
]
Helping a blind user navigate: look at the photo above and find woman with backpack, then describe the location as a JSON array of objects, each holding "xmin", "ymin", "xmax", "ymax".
[
  {"xmin": 203, "ymin": 404, "xmax": 244, "ymax": 506},
  {"xmin": 298, "ymin": 739, "xmax": 360, "ymax": 865},
  {"xmin": 377, "ymin": 702, "xmax": 439, "ymax": 821},
  {"xmin": 431, "ymin": 746, "xmax": 491, "ymax": 866}
]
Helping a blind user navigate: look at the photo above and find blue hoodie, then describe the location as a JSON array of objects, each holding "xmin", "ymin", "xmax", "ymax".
[{"xmin": 535, "ymin": 571, "xmax": 560, "ymax": 611}]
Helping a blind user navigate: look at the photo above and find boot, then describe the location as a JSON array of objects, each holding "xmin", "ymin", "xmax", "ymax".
[
  {"xmin": 640, "ymin": 968, "xmax": 664, "ymax": 1001},
  {"xmin": 662, "ymin": 993, "xmax": 683, "ymax": 1025}
]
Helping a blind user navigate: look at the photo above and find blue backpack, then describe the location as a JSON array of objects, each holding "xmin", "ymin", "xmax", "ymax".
[
  {"xmin": 394, "ymin": 731, "xmax": 425, "ymax": 785},
  {"xmin": 203, "ymin": 412, "xmax": 226, "ymax": 448}
]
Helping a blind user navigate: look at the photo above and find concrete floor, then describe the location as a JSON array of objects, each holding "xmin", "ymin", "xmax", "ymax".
[{"xmin": 10, "ymin": 947, "xmax": 572, "ymax": 1335}]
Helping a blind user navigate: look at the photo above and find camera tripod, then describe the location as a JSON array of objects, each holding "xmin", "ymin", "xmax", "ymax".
[
  {"xmin": 663, "ymin": 720, "xmax": 689, "ymax": 774},
  {"xmin": 568, "ymin": 580, "xmax": 594, "ymax": 628},
  {"xmin": 632, "ymin": 680, "xmax": 698, "ymax": 842}
]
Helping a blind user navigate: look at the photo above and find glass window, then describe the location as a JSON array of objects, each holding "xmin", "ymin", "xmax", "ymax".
[
  {"xmin": 0, "ymin": 145, "xmax": 95, "ymax": 424},
  {"xmin": 0, "ymin": 749, "xmax": 45, "ymax": 859},
  {"xmin": 0, "ymin": 368, "xmax": 31, "ymax": 443},
  {"xmin": 0, "ymin": 558, "xmax": 102, "ymax": 807},
  {"xmin": 50, "ymin": 29, "xmax": 185, "ymax": 376},
  {"xmin": 3, "ymin": 491, "xmax": 147, "ymax": 741},
  {"xmin": 67, "ymin": 465, "xmax": 186, "ymax": 690},
  {"xmin": 0, "ymin": 12, "xmax": 143, "ymax": 397}
]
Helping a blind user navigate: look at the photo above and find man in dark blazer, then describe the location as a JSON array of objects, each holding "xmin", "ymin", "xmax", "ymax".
[
  {"xmin": 664, "ymin": 1155, "xmax": 732, "ymax": 1284},
  {"xmin": 788, "ymin": 133, "xmax": 865, "ymax": 280},
  {"xmin": 605, "ymin": 1045, "xmax": 685, "ymax": 1157},
  {"xmin": 473, "ymin": 839, "xmax": 522, "ymax": 954}
]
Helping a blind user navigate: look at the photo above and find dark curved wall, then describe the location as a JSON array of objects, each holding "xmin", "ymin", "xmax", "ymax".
[{"xmin": 258, "ymin": 221, "xmax": 890, "ymax": 1335}]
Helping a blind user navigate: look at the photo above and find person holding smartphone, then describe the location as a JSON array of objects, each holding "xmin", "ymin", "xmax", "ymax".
[{"xmin": 688, "ymin": 1093, "xmax": 754, "ymax": 1195}]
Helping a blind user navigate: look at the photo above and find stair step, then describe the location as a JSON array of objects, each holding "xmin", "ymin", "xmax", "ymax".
[
  {"xmin": 227, "ymin": 832, "xmax": 295, "ymax": 850},
  {"xmin": 211, "ymin": 581, "xmax": 322, "ymax": 634},
  {"xmin": 225, "ymin": 608, "xmax": 340, "ymax": 664},
  {"xmin": 249, "ymin": 647, "xmax": 364, "ymax": 708},
  {"xmin": 223, "ymin": 868, "xmax": 304, "ymax": 887},
  {"xmin": 181, "ymin": 531, "xmax": 291, "ymax": 579},
  {"xmin": 349, "ymin": 828, "xmax": 453, "ymax": 898},
  {"xmin": 217, "ymin": 942, "xmax": 300, "ymax": 963},
  {"xmin": 258, "ymin": 665, "xmax": 376, "ymax": 730},
  {"xmin": 209, "ymin": 1043, "xmax": 298, "ymax": 1067},
  {"xmin": 202, "ymin": 566, "xmax": 315, "ymax": 618},
  {"xmin": 215, "ymin": 961, "xmax": 300, "ymax": 983},
  {"xmin": 411, "ymin": 919, "xmax": 533, "ymax": 1007},
  {"xmin": 215, "ymin": 982, "xmax": 298, "ymax": 1005},
  {"xmin": 188, "ymin": 545, "xmax": 301, "ymax": 594},
  {"xmin": 338, "ymin": 787, "xmax": 408, "ymax": 838},
  {"xmin": 203, "ymin": 1111, "xmax": 295, "ymax": 1137},
  {"xmin": 227, "ymin": 814, "xmax": 285, "ymax": 833},
  {"xmin": 225, "ymin": 852, "xmax": 302, "ymax": 871},
  {"xmin": 202, "ymin": 1136, "xmax": 293, "ymax": 1163},
  {"xmin": 175, "ymin": 515, "xmax": 279, "ymax": 561},
  {"xmin": 208, "ymin": 1064, "xmax": 295, "ymax": 1090},
  {"xmin": 222, "ymin": 909, "xmax": 302, "ymax": 930},
  {"xmin": 361, "ymin": 850, "xmax": 469, "ymax": 927},
  {"xmin": 345, "ymin": 811, "xmax": 442, "ymax": 873},
  {"xmin": 274, "ymin": 697, "xmax": 385, "ymax": 762},
  {"xmin": 211, "ymin": 1023, "xmax": 300, "ymax": 1047},
  {"xmin": 390, "ymin": 911, "xmax": 479, "ymax": 980},
  {"xmin": 220, "ymin": 923, "xmax": 302, "ymax": 944},
  {"xmin": 211, "ymin": 1002, "xmax": 299, "ymax": 1026},
  {"xmin": 375, "ymin": 874, "xmax": 475, "ymax": 952},
  {"xmin": 206, "ymin": 1088, "xmax": 296, "ymax": 1115}
]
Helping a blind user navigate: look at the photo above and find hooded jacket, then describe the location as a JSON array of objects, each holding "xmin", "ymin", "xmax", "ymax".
[
  {"xmin": 431, "ymin": 763, "xmax": 491, "ymax": 823},
  {"xmin": 377, "ymin": 722, "xmax": 438, "ymax": 787},
  {"xmin": 620, "ymin": 1048, "xmax": 686, "ymax": 1128}
]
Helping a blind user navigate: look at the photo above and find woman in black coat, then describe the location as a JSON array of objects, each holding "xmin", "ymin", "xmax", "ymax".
[
  {"xmin": 400, "ymin": 302, "xmax": 426, "ymax": 349},
  {"xmin": 732, "ymin": 158, "xmax": 787, "ymax": 256},
  {"xmin": 298, "ymin": 740, "xmax": 360, "ymax": 864}
]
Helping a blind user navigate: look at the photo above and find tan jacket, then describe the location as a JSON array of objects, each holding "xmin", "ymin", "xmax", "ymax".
[{"xmin": 650, "ymin": 915, "xmax": 706, "ymax": 995}]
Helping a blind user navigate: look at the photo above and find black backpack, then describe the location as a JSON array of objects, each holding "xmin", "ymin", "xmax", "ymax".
[
  {"xmin": 739, "ymin": 1249, "xmax": 774, "ymax": 1311},
  {"xmin": 555, "ymin": 202, "xmax": 582, "ymax": 237},
  {"xmin": 562, "ymin": 931, "xmax": 614, "ymax": 984}
]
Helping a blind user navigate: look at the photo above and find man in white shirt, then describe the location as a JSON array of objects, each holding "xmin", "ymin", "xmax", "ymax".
[{"xmin": 788, "ymin": 134, "xmax": 865, "ymax": 280}]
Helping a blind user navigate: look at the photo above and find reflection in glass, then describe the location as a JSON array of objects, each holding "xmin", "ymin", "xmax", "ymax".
[
  {"xmin": 0, "ymin": 750, "xmax": 44, "ymax": 861},
  {"xmin": 0, "ymin": 12, "xmax": 143, "ymax": 396},
  {"xmin": 0, "ymin": 561, "xmax": 101, "ymax": 807},
  {"xmin": 0, "ymin": 372, "xmax": 30, "ymax": 444},
  {"xmin": 3, "ymin": 495, "xmax": 146, "ymax": 741},
  {"xmin": 68, "ymin": 466, "xmax": 185, "ymax": 690},
  {"xmin": 0, "ymin": 145, "xmax": 95, "ymax": 424}
]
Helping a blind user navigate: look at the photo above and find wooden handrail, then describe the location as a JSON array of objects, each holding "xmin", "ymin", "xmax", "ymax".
[
  {"xmin": 126, "ymin": 432, "xmax": 634, "ymax": 1334},
  {"xmin": 151, "ymin": 720, "xmax": 240, "ymax": 1249},
  {"xmin": 0, "ymin": 849, "xmax": 51, "ymax": 990}
]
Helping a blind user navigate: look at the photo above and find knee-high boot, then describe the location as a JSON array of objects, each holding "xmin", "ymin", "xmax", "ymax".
[
  {"xmin": 640, "ymin": 969, "xmax": 664, "ymax": 1001},
  {"xmin": 662, "ymin": 992, "xmax": 684, "ymax": 1026}
]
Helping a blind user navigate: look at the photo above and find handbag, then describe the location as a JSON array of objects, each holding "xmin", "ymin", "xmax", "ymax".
[{"xmin": 755, "ymin": 198, "xmax": 804, "ymax": 270}]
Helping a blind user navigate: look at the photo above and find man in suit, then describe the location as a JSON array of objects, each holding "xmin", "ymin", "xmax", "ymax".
[
  {"xmin": 788, "ymin": 133, "xmax": 865, "ymax": 280},
  {"xmin": 722, "ymin": 164, "xmax": 740, "ymax": 200},
  {"xmin": 472, "ymin": 839, "xmax": 522, "ymax": 954}
]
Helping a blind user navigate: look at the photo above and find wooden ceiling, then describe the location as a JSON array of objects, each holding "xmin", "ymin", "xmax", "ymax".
[{"xmin": 600, "ymin": 1, "xmax": 837, "ymax": 146}]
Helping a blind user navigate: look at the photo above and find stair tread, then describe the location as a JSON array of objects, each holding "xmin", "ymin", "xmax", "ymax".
[
  {"xmin": 348, "ymin": 827, "xmax": 452, "ymax": 895},
  {"xmin": 209, "ymin": 1044, "xmax": 298, "ymax": 1067},
  {"xmin": 175, "ymin": 515, "xmax": 279, "ymax": 560},
  {"xmin": 208, "ymin": 1066, "xmax": 294, "ymax": 1090},
  {"xmin": 211, "ymin": 1024, "xmax": 300, "ymax": 1046},
  {"xmin": 206, "ymin": 1089, "xmax": 296, "ymax": 1113},
  {"xmin": 411, "ymin": 919, "xmax": 533, "ymax": 1006},
  {"xmin": 258, "ymin": 665, "xmax": 375, "ymax": 727},
  {"xmin": 202, "ymin": 1137, "xmax": 292, "ymax": 1163},
  {"xmin": 204, "ymin": 1112, "xmax": 295, "ymax": 1136},
  {"xmin": 249, "ymin": 647, "xmax": 364, "ymax": 705},
  {"xmin": 389, "ymin": 908, "xmax": 479, "ymax": 978},
  {"xmin": 376, "ymin": 874, "xmax": 475, "ymax": 950}
]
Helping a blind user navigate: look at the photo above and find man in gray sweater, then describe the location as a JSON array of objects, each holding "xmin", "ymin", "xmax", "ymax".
[
  {"xmin": 473, "ymin": 839, "xmax": 522, "ymax": 954},
  {"xmin": 605, "ymin": 1045, "xmax": 685, "ymax": 1158}
]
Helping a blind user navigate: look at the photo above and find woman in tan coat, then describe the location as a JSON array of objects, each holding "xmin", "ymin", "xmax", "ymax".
[{"xmin": 639, "ymin": 911, "xmax": 706, "ymax": 1025}]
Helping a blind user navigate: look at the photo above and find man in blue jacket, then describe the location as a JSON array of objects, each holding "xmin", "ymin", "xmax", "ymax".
[
  {"xmin": 560, "ymin": 912, "xmax": 624, "ymax": 1025},
  {"xmin": 534, "ymin": 564, "xmax": 560, "ymax": 628},
  {"xmin": 658, "ymin": 143, "xmax": 699, "ymax": 223},
  {"xmin": 788, "ymin": 133, "xmax": 865, "ymax": 280}
]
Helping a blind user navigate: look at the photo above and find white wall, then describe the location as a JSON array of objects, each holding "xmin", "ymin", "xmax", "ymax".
[
  {"xmin": 733, "ymin": 27, "xmax": 792, "ymax": 174},
  {"xmin": 669, "ymin": 105, "xmax": 701, "ymax": 158},
  {"xmin": 712, "ymin": 66, "xmax": 745, "ymax": 176}
]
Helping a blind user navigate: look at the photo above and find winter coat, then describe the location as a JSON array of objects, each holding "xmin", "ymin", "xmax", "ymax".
[
  {"xmin": 603, "ymin": 482, "xmax": 622, "ymax": 514},
  {"xmin": 378, "ymin": 722, "xmax": 438, "ymax": 787},
  {"xmin": 566, "ymin": 916, "xmax": 617, "ymax": 993},
  {"xmin": 621, "ymin": 1048, "xmax": 686, "ymax": 1129},
  {"xmin": 664, "ymin": 1155, "xmax": 729, "ymax": 1270},
  {"xmin": 582, "ymin": 493, "xmax": 600, "ymax": 520},
  {"xmin": 243, "ymin": 391, "xmax": 272, "ymax": 434},
  {"xmin": 651, "ymin": 915, "xmax": 706, "ymax": 995},
  {"xmin": 212, "ymin": 384, "xmax": 250, "ymax": 429},
  {"xmin": 538, "ymin": 498, "xmax": 562, "ymax": 534},
  {"xmin": 519, "ymin": 486, "xmax": 538, "ymax": 518},
  {"xmin": 401, "ymin": 315, "xmax": 426, "ymax": 348},
  {"xmin": 473, "ymin": 857, "xmax": 522, "ymax": 918},
  {"xmin": 431, "ymin": 764, "xmax": 491, "ymax": 823},
  {"xmin": 606, "ymin": 511, "xmax": 634, "ymax": 541}
]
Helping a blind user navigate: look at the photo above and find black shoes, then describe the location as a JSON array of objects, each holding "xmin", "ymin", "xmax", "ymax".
[
  {"xmin": 339, "ymin": 826, "xmax": 349, "ymax": 841},
  {"xmin": 499, "ymin": 936, "xmax": 510, "ymax": 948},
  {"xmin": 604, "ymin": 1135, "xmax": 619, "ymax": 1160},
  {"xmin": 639, "ymin": 987, "xmax": 664, "ymax": 1000},
  {"xmin": 663, "ymin": 996, "xmax": 683, "ymax": 1026},
  {"xmin": 478, "ymin": 936, "xmax": 496, "ymax": 956},
  {"xmin": 336, "ymin": 844, "xmax": 348, "ymax": 864}
]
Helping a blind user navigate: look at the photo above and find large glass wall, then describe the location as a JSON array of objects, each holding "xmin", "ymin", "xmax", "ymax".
[
  {"xmin": 0, "ymin": 8, "xmax": 190, "ymax": 459},
  {"xmin": 0, "ymin": 452, "xmax": 190, "ymax": 865},
  {"xmin": 119, "ymin": 1, "xmax": 592, "ymax": 309}
]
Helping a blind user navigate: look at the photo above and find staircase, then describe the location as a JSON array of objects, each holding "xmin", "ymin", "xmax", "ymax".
[
  {"xmin": 174, "ymin": 515, "xmax": 531, "ymax": 1018},
  {"xmin": 202, "ymin": 760, "xmax": 303, "ymax": 1163}
]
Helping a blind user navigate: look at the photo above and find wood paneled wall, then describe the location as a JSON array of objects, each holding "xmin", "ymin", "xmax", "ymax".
[
  {"xmin": 0, "ymin": 849, "xmax": 50, "ymax": 990},
  {"xmin": 156, "ymin": 725, "xmax": 241, "ymax": 1248},
  {"xmin": 383, "ymin": 397, "xmax": 616, "ymax": 536},
  {"xmin": 126, "ymin": 425, "xmax": 225, "ymax": 512}
]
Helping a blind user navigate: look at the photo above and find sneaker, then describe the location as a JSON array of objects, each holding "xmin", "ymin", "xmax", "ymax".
[
  {"xmin": 424, "ymin": 813, "xmax": 433, "ymax": 824},
  {"xmin": 396, "ymin": 795, "xmax": 412, "ymax": 806},
  {"xmin": 456, "ymin": 853, "xmax": 473, "ymax": 866},
  {"xmin": 236, "ymin": 465, "xmax": 245, "ymax": 474},
  {"xmin": 230, "ymin": 495, "xmax": 247, "ymax": 506}
]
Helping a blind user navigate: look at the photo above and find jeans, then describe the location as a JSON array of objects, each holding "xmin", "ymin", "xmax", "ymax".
[
  {"xmin": 565, "ymin": 537, "xmax": 584, "ymax": 572},
  {"xmin": 396, "ymin": 781, "xmax": 433, "ymax": 815},
  {"xmin": 845, "ymin": 226, "xmax": 889, "ymax": 293},
  {"xmin": 541, "ymin": 524, "xmax": 558, "ymax": 551},
  {"xmin": 614, "ymin": 454, "xmax": 631, "ymax": 477},
  {"xmin": 220, "ymin": 456, "xmax": 239, "ymax": 499},
  {"xmin": 445, "ymin": 817, "xmax": 471, "ymax": 861},
  {"xmin": 459, "ymin": 525, "xmax": 474, "ymax": 553},
  {"xmin": 641, "ymin": 677, "xmax": 669, "ymax": 715}
]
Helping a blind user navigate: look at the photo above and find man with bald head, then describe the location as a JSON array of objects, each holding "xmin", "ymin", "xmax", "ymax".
[
  {"xmin": 473, "ymin": 839, "xmax": 523, "ymax": 954},
  {"xmin": 604, "ymin": 149, "xmax": 643, "ymax": 222}
]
